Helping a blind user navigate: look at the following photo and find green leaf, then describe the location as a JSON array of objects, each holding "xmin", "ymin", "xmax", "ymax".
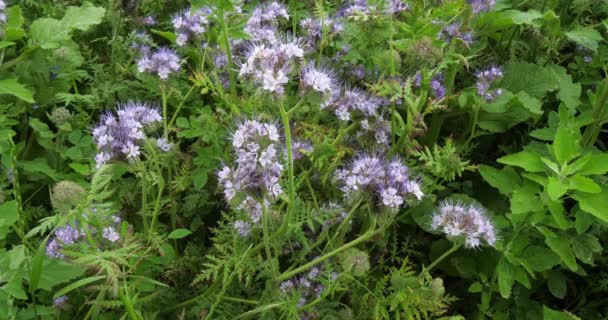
[
  {"xmin": 151, "ymin": 29, "xmax": 177, "ymax": 43},
  {"xmin": 572, "ymin": 189, "xmax": 608, "ymax": 223},
  {"xmin": 497, "ymin": 257, "xmax": 514, "ymax": 298},
  {"xmin": 514, "ymin": 91, "xmax": 543, "ymax": 115},
  {"xmin": 511, "ymin": 185, "xmax": 544, "ymax": 214},
  {"xmin": 572, "ymin": 234, "xmax": 602, "ymax": 265},
  {"xmin": 0, "ymin": 78, "xmax": 34, "ymax": 103},
  {"xmin": 522, "ymin": 245, "xmax": 561, "ymax": 272},
  {"xmin": 498, "ymin": 150, "xmax": 545, "ymax": 172},
  {"xmin": 575, "ymin": 210, "xmax": 595, "ymax": 234},
  {"xmin": 0, "ymin": 201, "xmax": 19, "ymax": 240},
  {"xmin": 547, "ymin": 176, "xmax": 568, "ymax": 200},
  {"xmin": 53, "ymin": 275, "xmax": 105, "ymax": 299},
  {"xmin": 4, "ymin": 7, "xmax": 26, "ymax": 41},
  {"xmin": 545, "ymin": 198, "xmax": 569, "ymax": 229},
  {"xmin": 60, "ymin": 2, "xmax": 106, "ymax": 31},
  {"xmin": 553, "ymin": 124, "xmax": 581, "ymax": 165},
  {"xmin": 547, "ymin": 270, "xmax": 567, "ymax": 299},
  {"xmin": 568, "ymin": 175, "xmax": 600, "ymax": 193},
  {"xmin": 36, "ymin": 259, "xmax": 85, "ymax": 291},
  {"xmin": 543, "ymin": 305, "xmax": 577, "ymax": 320},
  {"xmin": 168, "ymin": 229, "xmax": 192, "ymax": 239},
  {"xmin": 478, "ymin": 165, "xmax": 521, "ymax": 195},
  {"xmin": 577, "ymin": 153, "xmax": 608, "ymax": 175},
  {"xmin": 29, "ymin": 18, "xmax": 69, "ymax": 49},
  {"xmin": 547, "ymin": 65, "xmax": 581, "ymax": 112},
  {"xmin": 545, "ymin": 235, "xmax": 577, "ymax": 271},
  {"xmin": 565, "ymin": 26, "xmax": 603, "ymax": 51},
  {"xmin": 501, "ymin": 62, "xmax": 558, "ymax": 98}
]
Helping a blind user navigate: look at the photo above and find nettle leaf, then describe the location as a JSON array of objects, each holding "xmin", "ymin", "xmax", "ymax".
[
  {"xmin": 547, "ymin": 176, "xmax": 568, "ymax": 200},
  {"xmin": 511, "ymin": 184, "xmax": 544, "ymax": 214},
  {"xmin": 0, "ymin": 78, "xmax": 35, "ymax": 103},
  {"xmin": 478, "ymin": 165, "xmax": 521, "ymax": 195},
  {"xmin": 545, "ymin": 198, "xmax": 570, "ymax": 229},
  {"xmin": 522, "ymin": 245, "xmax": 561, "ymax": 272},
  {"xmin": 547, "ymin": 65, "xmax": 581, "ymax": 112},
  {"xmin": 501, "ymin": 62, "xmax": 558, "ymax": 99},
  {"xmin": 497, "ymin": 257, "xmax": 515, "ymax": 298},
  {"xmin": 572, "ymin": 189, "xmax": 608, "ymax": 223},
  {"xmin": 36, "ymin": 259, "xmax": 85, "ymax": 291},
  {"xmin": 565, "ymin": 26, "xmax": 603, "ymax": 51},
  {"xmin": 61, "ymin": 2, "xmax": 106, "ymax": 31},
  {"xmin": 553, "ymin": 122, "xmax": 581, "ymax": 165},
  {"xmin": 5, "ymin": 6, "xmax": 26, "ymax": 41},
  {"xmin": 0, "ymin": 201, "xmax": 19, "ymax": 240},
  {"xmin": 568, "ymin": 175, "xmax": 600, "ymax": 194},
  {"xmin": 545, "ymin": 235, "xmax": 577, "ymax": 271},
  {"xmin": 498, "ymin": 150, "xmax": 545, "ymax": 172},
  {"xmin": 577, "ymin": 153, "xmax": 608, "ymax": 175}
]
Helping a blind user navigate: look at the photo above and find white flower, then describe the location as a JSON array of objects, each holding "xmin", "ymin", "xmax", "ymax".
[{"xmin": 381, "ymin": 187, "xmax": 403, "ymax": 208}]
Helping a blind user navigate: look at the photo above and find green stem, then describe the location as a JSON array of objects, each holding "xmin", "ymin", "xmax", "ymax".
[
  {"xmin": 222, "ymin": 297, "xmax": 259, "ymax": 305},
  {"xmin": 148, "ymin": 179, "xmax": 164, "ymax": 236},
  {"xmin": 464, "ymin": 105, "xmax": 479, "ymax": 147},
  {"xmin": 168, "ymin": 84, "xmax": 197, "ymax": 131},
  {"xmin": 161, "ymin": 84, "xmax": 168, "ymax": 138},
  {"xmin": 424, "ymin": 243, "xmax": 462, "ymax": 273},
  {"xmin": 140, "ymin": 168, "xmax": 149, "ymax": 234},
  {"xmin": 278, "ymin": 226, "xmax": 381, "ymax": 281},
  {"xmin": 582, "ymin": 76, "xmax": 608, "ymax": 148},
  {"xmin": 218, "ymin": 8, "xmax": 236, "ymax": 95},
  {"xmin": 279, "ymin": 101, "xmax": 296, "ymax": 211},
  {"xmin": 321, "ymin": 199, "xmax": 364, "ymax": 252},
  {"xmin": 261, "ymin": 201, "xmax": 277, "ymax": 279}
]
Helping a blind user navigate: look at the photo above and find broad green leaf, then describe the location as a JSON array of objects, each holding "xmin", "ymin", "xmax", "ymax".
[
  {"xmin": 514, "ymin": 91, "xmax": 543, "ymax": 115},
  {"xmin": 497, "ymin": 257, "xmax": 514, "ymax": 298},
  {"xmin": 498, "ymin": 150, "xmax": 545, "ymax": 172},
  {"xmin": 478, "ymin": 165, "xmax": 521, "ymax": 195},
  {"xmin": 577, "ymin": 153, "xmax": 608, "ymax": 175},
  {"xmin": 572, "ymin": 234, "xmax": 601, "ymax": 265},
  {"xmin": 0, "ymin": 78, "xmax": 34, "ymax": 103},
  {"xmin": 0, "ymin": 201, "xmax": 19, "ymax": 240},
  {"xmin": 29, "ymin": 18, "xmax": 69, "ymax": 49},
  {"xmin": 545, "ymin": 198, "xmax": 569, "ymax": 229},
  {"xmin": 547, "ymin": 65, "xmax": 581, "ymax": 112},
  {"xmin": 53, "ymin": 275, "xmax": 105, "ymax": 299},
  {"xmin": 168, "ymin": 229, "xmax": 192, "ymax": 239},
  {"xmin": 553, "ymin": 124, "xmax": 581, "ymax": 165},
  {"xmin": 151, "ymin": 29, "xmax": 177, "ymax": 43},
  {"xmin": 565, "ymin": 26, "xmax": 603, "ymax": 51},
  {"xmin": 61, "ymin": 2, "xmax": 106, "ymax": 31},
  {"xmin": 36, "ymin": 259, "xmax": 85, "ymax": 291},
  {"xmin": 543, "ymin": 305, "xmax": 577, "ymax": 320},
  {"xmin": 2, "ymin": 277, "xmax": 28, "ymax": 300},
  {"xmin": 5, "ymin": 7, "xmax": 26, "ymax": 41},
  {"xmin": 547, "ymin": 176, "xmax": 568, "ymax": 200},
  {"xmin": 572, "ymin": 189, "xmax": 608, "ymax": 223},
  {"xmin": 501, "ymin": 62, "xmax": 558, "ymax": 98},
  {"xmin": 568, "ymin": 175, "xmax": 600, "ymax": 193},
  {"xmin": 575, "ymin": 210, "xmax": 595, "ymax": 234},
  {"xmin": 547, "ymin": 270, "xmax": 567, "ymax": 299},
  {"xmin": 522, "ymin": 245, "xmax": 561, "ymax": 272},
  {"xmin": 545, "ymin": 235, "xmax": 577, "ymax": 271},
  {"xmin": 511, "ymin": 185, "xmax": 544, "ymax": 214}
]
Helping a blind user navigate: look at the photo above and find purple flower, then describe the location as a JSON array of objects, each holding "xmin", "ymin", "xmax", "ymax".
[
  {"xmin": 439, "ymin": 22, "xmax": 474, "ymax": 46},
  {"xmin": 142, "ymin": 15, "xmax": 156, "ymax": 26},
  {"xmin": 234, "ymin": 220, "xmax": 251, "ymax": 237},
  {"xmin": 102, "ymin": 227, "xmax": 120, "ymax": 243},
  {"xmin": 475, "ymin": 66, "xmax": 504, "ymax": 102},
  {"xmin": 300, "ymin": 16, "xmax": 344, "ymax": 45},
  {"xmin": 92, "ymin": 102, "xmax": 161, "ymax": 168},
  {"xmin": 415, "ymin": 72, "xmax": 446, "ymax": 99},
  {"xmin": 386, "ymin": 0, "xmax": 410, "ymax": 15},
  {"xmin": 54, "ymin": 296, "xmax": 69, "ymax": 309},
  {"xmin": 137, "ymin": 47, "xmax": 181, "ymax": 80},
  {"xmin": 173, "ymin": 7, "xmax": 211, "ymax": 46},
  {"xmin": 156, "ymin": 137, "xmax": 174, "ymax": 152},
  {"xmin": 336, "ymin": 154, "xmax": 423, "ymax": 210},
  {"xmin": 431, "ymin": 200, "xmax": 497, "ymax": 248},
  {"xmin": 245, "ymin": 2, "xmax": 289, "ymax": 44},
  {"xmin": 46, "ymin": 225, "xmax": 84, "ymax": 259},
  {"xmin": 291, "ymin": 140, "xmax": 313, "ymax": 161},
  {"xmin": 300, "ymin": 65, "xmax": 335, "ymax": 98},
  {"xmin": 470, "ymin": 0, "xmax": 496, "ymax": 14}
]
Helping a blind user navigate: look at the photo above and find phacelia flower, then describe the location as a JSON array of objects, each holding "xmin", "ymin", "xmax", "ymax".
[
  {"xmin": 245, "ymin": 2, "xmax": 289, "ymax": 44},
  {"xmin": 336, "ymin": 154, "xmax": 423, "ymax": 211},
  {"xmin": 92, "ymin": 101, "xmax": 161, "ymax": 168},
  {"xmin": 300, "ymin": 65, "xmax": 336, "ymax": 99},
  {"xmin": 470, "ymin": 0, "xmax": 496, "ymax": 14},
  {"xmin": 137, "ymin": 47, "xmax": 181, "ymax": 79},
  {"xmin": 439, "ymin": 22, "xmax": 473, "ymax": 46},
  {"xmin": 45, "ymin": 225, "xmax": 83, "ymax": 259},
  {"xmin": 234, "ymin": 220, "xmax": 252, "ymax": 237},
  {"xmin": 102, "ymin": 227, "xmax": 120, "ymax": 243},
  {"xmin": 172, "ymin": 7, "xmax": 211, "ymax": 46},
  {"xmin": 238, "ymin": 41, "xmax": 304, "ymax": 94},
  {"xmin": 156, "ymin": 137, "xmax": 174, "ymax": 152},
  {"xmin": 431, "ymin": 200, "xmax": 497, "ymax": 248},
  {"xmin": 386, "ymin": 0, "xmax": 410, "ymax": 15},
  {"xmin": 54, "ymin": 296, "xmax": 69, "ymax": 309},
  {"xmin": 280, "ymin": 265, "xmax": 328, "ymax": 304},
  {"xmin": 218, "ymin": 119, "xmax": 284, "ymax": 202},
  {"xmin": 300, "ymin": 16, "xmax": 344, "ymax": 45},
  {"xmin": 291, "ymin": 140, "xmax": 313, "ymax": 161},
  {"xmin": 415, "ymin": 72, "xmax": 446, "ymax": 99},
  {"xmin": 475, "ymin": 66, "xmax": 504, "ymax": 102},
  {"xmin": 0, "ymin": 1, "xmax": 6, "ymax": 27}
]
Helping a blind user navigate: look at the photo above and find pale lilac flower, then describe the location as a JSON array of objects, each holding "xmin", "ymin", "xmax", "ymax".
[
  {"xmin": 439, "ymin": 22, "xmax": 474, "ymax": 46},
  {"xmin": 336, "ymin": 154, "xmax": 423, "ymax": 210},
  {"xmin": 234, "ymin": 220, "xmax": 251, "ymax": 237},
  {"xmin": 300, "ymin": 65, "xmax": 335, "ymax": 98},
  {"xmin": 156, "ymin": 137, "xmax": 174, "ymax": 152},
  {"xmin": 300, "ymin": 16, "xmax": 343, "ymax": 45},
  {"xmin": 386, "ymin": 0, "xmax": 409, "ymax": 15},
  {"xmin": 245, "ymin": 2, "xmax": 289, "ymax": 44},
  {"xmin": 172, "ymin": 7, "xmax": 211, "ymax": 46},
  {"xmin": 54, "ymin": 296, "xmax": 69, "ymax": 309},
  {"xmin": 137, "ymin": 47, "xmax": 181, "ymax": 79},
  {"xmin": 431, "ymin": 200, "xmax": 497, "ymax": 248},
  {"xmin": 102, "ymin": 227, "xmax": 120, "ymax": 243},
  {"xmin": 415, "ymin": 72, "xmax": 446, "ymax": 99},
  {"xmin": 470, "ymin": 0, "xmax": 495, "ymax": 14},
  {"xmin": 291, "ymin": 140, "xmax": 313, "ymax": 161},
  {"xmin": 143, "ymin": 15, "xmax": 156, "ymax": 26},
  {"xmin": 475, "ymin": 66, "xmax": 504, "ymax": 102}
]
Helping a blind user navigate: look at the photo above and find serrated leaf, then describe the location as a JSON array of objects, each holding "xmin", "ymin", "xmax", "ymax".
[
  {"xmin": 522, "ymin": 245, "xmax": 561, "ymax": 272},
  {"xmin": 61, "ymin": 2, "xmax": 106, "ymax": 31},
  {"xmin": 545, "ymin": 235, "xmax": 577, "ymax": 271},
  {"xmin": 501, "ymin": 62, "xmax": 558, "ymax": 98},
  {"xmin": 498, "ymin": 150, "xmax": 545, "ymax": 172},
  {"xmin": 0, "ymin": 201, "xmax": 19, "ymax": 240},
  {"xmin": 29, "ymin": 18, "xmax": 69, "ymax": 49},
  {"xmin": 497, "ymin": 257, "xmax": 514, "ymax": 298},
  {"xmin": 577, "ymin": 153, "xmax": 608, "ymax": 175},
  {"xmin": 548, "ymin": 65, "xmax": 581, "ymax": 112},
  {"xmin": 547, "ymin": 176, "xmax": 568, "ymax": 200},
  {"xmin": 511, "ymin": 185, "xmax": 544, "ymax": 214},
  {"xmin": 572, "ymin": 189, "xmax": 608, "ymax": 223},
  {"xmin": 553, "ymin": 124, "xmax": 581, "ymax": 165},
  {"xmin": 569, "ymin": 175, "xmax": 600, "ymax": 193},
  {"xmin": 543, "ymin": 305, "xmax": 577, "ymax": 320},
  {"xmin": 478, "ymin": 165, "xmax": 521, "ymax": 195},
  {"xmin": 565, "ymin": 26, "xmax": 603, "ymax": 51},
  {"xmin": 0, "ymin": 78, "xmax": 34, "ymax": 103}
]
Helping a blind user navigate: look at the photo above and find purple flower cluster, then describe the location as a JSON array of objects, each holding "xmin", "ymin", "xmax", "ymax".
[
  {"xmin": 0, "ymin": 1, "xmax": 6, "ymax": 26},
  {"xmin": 130, "ymin": 31, "xmax": 152, "ymax": 57},
  {"xmin": 137, "ymin": 47, "xmax": 181, "ymax": 80},
  {"xmin": 576, "ymin": 45, "xmax": 593, "ymax": 63},
  {"xmin": 218, "ymin": 119, "xmax": 284, "ymax": 203},
  {"xmin": 336, "ymin": 154, "xmax": 423, "ymax": 210},
  {"xmin": 439, "ymin": 22, "xmax": 473, "ymax": 46},
  {"xmin": 300, "ymin": 65, "xmax": 336, "ymax": 100},
  {"xmin": 470, "ymin": 0, "xmax": 496, "ymax": 14},
  {"xmin": 280, "ymin": 265, "xmax": 329, "ymax": 306},
  {"xmin": 475, "ymin": 66, "xmax": 504, "ymax": 102},
  {"xmin": 343, "ymin": 0, "xmax": 373, "ymax": 17},
  {"xmin": 415, "ymin": 72, "xmax": 446, "ymax": 99},
  {"xmin": 156, "ymin": 137, "xmax": 174, "ymax": 152},
  {"xmin": 92, "ymin": 102, "xmax": 162, "ymax": 168},
  {"xmin": 291, "ymin": 140, "xmax": 313, "ymax": 161},
  {"xmin": 300, "ymin": 16, "xmax": 344, "ymax": 45},
  {"xmin": 316, "ymin": 202, "xmax": 349, "ymax": 229},
  {"xmin": 142, "ymin": 15, "xmax": 156, "ymax": 26},
  {"xmin": 54, "ymin": 296, "xmax": 69, "ymax": 309},
  {"xmin": 245, "ymin": 2, "xmax": 289, "ymax": 44},
  {"xmin": 238, "ymin": 41, "xmax": 304, "ymax": 94},
  {"xmin": 386, "ymin": 0, "xmax": 410, "ymax": 15},
  {"xmin": 431, "ymin": 200, "xmax": 497, "ymax": 248},
  {"xmin": 172, "ymin": 7, "xmax": 211, "ymax": 46}
]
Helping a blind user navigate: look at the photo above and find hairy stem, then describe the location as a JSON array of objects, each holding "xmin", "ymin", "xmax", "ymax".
[{"xmin": 424, "ymin": 242, "xmax": 462, "ymax": 273}]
